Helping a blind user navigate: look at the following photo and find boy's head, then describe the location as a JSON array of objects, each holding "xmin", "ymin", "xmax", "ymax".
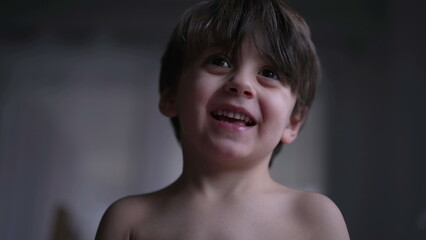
[{"xmin": 159, "ymin": 0, "xmax": 320, "ymax": 165}]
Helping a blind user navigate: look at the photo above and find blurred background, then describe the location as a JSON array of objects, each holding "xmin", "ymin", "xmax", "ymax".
[{"xmin": 0, "ymin": 0, "xmax": 425, "ymax": 239}]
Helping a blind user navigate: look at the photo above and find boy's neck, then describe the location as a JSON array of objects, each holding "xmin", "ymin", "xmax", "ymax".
[{"xmin": 174, "ymin": 156, "xmax": 279, "ymax": 200}]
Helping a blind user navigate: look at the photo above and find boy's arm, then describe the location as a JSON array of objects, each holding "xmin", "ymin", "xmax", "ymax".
[
  {"xmin": 95, "ymin": 197, "xmax": 139, "ymax": 240},
  {"xmin": 298, "ymin": 192, "xmax": 350, "ymax": 240}
]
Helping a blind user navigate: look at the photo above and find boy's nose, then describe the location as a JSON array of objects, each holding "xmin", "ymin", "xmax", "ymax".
[{"xmin": 224, "ymin": 74, "xmax": 256, "ymax": 98}]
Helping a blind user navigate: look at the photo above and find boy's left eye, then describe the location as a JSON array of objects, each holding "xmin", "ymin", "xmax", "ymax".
[{"xmin": 259, "ymin": 69, "xmax": 279, "ymax": 80}]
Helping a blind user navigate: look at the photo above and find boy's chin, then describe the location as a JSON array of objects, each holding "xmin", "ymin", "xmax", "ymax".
[{"xmin": 199, "ymin": 144, "xmax": 269, "ymax": 168}]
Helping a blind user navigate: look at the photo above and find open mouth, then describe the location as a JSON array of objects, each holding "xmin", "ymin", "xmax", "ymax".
[{"xmin": 211, "ymin": 110, "xmax": 256, "ymax": 126}]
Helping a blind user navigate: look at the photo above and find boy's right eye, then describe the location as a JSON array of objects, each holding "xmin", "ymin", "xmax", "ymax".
[{"xmin": 209, "ymin": 56, "xmax": 231, "ymax": 68}]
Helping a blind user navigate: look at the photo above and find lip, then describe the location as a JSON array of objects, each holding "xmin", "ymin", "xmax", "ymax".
[{"xmin": 209, "ymin": 104, "xmax": 257, "ymax": 131}]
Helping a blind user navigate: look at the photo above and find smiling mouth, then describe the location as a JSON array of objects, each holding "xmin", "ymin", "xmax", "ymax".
[{"xmin": 211, "ymin": 110, "xmax": 256, "ymax": 126}]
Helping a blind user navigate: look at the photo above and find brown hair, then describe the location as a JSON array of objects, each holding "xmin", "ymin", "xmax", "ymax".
[{"xmin": 159, "ymin": 0, "xmax": 320, "ymax": 165}]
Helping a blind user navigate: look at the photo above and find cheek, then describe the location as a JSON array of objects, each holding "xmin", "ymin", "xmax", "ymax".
[
  {"xmin": 189, "ymin": 75, "xmax": 220, "ymax": 105},
  {"xmin": 181, "ymin": 81, "xmax": 210, "ymax": 110},
  {"xmin": 263, "ymin": 92, "xmax": 296, "ymax": 126},
  {"xmin": 176, "ymin": 74, "xmax": 216, "ymax": 121}
]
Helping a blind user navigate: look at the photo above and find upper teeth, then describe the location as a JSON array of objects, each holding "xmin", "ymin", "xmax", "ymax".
[{"xmin": 214, "ymin": 110, "xmax": 253, "ymax": 124}]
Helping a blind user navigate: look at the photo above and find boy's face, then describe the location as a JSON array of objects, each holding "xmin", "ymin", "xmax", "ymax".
[{"xmin": 160, "ymin": 39, "xmax": 304, "ymax": 165}]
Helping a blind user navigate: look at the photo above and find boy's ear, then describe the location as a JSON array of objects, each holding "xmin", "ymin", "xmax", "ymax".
[
  {"xmin": 159, "ymin": 88, "xmax": 178, "ymax": 117},
  {"xmin": 281, "ymin": 108, "xmax": 307, "ymax": 144}
]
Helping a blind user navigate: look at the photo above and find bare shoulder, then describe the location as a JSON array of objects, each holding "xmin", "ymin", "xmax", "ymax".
[
  {"xmin": 95, "ymin": 195, "xmax": 150, "ymax": 240},
  {"xmin": 290, "ymin": 190, "xmax": 350, "ymax": 240}
]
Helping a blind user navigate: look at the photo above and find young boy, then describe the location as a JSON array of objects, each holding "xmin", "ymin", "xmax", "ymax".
[{"xmin": 95, "ymin": 0, "xmax": 350, "ymax": 239}]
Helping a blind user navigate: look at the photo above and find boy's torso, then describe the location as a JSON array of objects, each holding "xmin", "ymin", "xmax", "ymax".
[{"xmin": 125, "ymin": 187, "xmax": 311, "ymax": 240}]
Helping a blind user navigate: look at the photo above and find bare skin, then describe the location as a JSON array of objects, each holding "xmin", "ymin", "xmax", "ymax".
[
  {"xmin": 95, "ymin": 166, "xmax": 349, "ymax": 240},
  {"xmin": 95, "ymin": 40, "xmax": 350, "ymax": 240}
]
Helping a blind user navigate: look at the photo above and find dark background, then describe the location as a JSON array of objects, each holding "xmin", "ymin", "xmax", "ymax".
[{"xmin": 1, "ymin": 0, "xmax": 425, "ymax": 239}]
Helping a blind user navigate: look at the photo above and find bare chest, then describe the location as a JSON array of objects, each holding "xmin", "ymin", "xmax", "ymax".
[{"xmin": 131, "ymin": 205, "xmax": 307, "ymax": 240}]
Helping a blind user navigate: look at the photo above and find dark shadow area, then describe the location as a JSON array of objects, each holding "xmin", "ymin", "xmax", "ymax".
[
  {"xmin": 288, "ymin": 0, "xmax": 426, "ymax": 239},
  {"xmin": 50, "ymin": 205, "xmax": 78, "ymax": 240}
]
